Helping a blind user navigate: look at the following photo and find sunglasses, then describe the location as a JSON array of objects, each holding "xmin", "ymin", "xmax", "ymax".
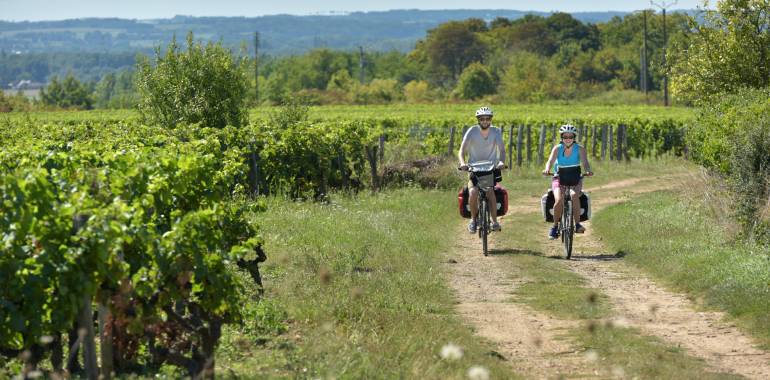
[
  {"xmin": 478, "ymin": 117, "xmax": 492, "ymax": 121},
  {"xmin": 562, "ymin": 135, "xmax": 575, "ymax": 139}
]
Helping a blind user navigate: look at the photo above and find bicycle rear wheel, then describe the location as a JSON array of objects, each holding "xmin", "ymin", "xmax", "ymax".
[{"xmin": 562, "ymin": 199, "xmax": 574, "ymax": 259}]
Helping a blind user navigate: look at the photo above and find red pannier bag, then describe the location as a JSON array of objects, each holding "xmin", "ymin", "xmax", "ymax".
[{"xmin": 458, "ymin": 185, "xmax": 508, "ymax": 219}]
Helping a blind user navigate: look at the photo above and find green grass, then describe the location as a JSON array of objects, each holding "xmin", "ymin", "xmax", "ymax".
[
  {"xmin": 472, "ymin": 160, "xmax": 747, "ymax": 379},
  {"xmin": 571, "ymin": 325, "xmax": 743, "ymax": 379},
  {"xmin": 509, "ymin": 253, "xmax": 611, "ymax": 320},
  {"xmin": 593, "ymin": 191, "xmax": 770, "ymax": 349},
  {"xmin": 216, "ymin": 189, "xmax": 521, "ymax": 379}
]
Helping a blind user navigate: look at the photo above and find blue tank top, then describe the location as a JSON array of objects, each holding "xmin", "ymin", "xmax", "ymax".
[{"xmin": 553, "ymin": 143, "xmax": 580, "ymax": 172}]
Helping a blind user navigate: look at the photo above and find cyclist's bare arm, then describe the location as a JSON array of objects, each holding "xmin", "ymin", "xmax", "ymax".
[
  {"xmin": 458, "ymin": 132, "xmax": 470, "ymax": 169},
  {"xmin": 495, "ymin": 129, "xmax": 507, "ymax": 168},
  {"xmin": 579, "ymin": 145, "xmax": 593, "ymax": 176},
  {"xmin": 543, "ymin": 145, "xmax": 559, "ymax": 175}
]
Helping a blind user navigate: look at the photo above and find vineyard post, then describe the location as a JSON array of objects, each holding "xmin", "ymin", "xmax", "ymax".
[
  {"xmin": 601, "ymin": 125, "xmax": 607, "ymax": 160},
  {"xmin": 537, "ymin": 124, "xmax": 546, "ymax": 165},
  {"xmin": 616, "ymin": 125, "xmax": 623, "ymax": 162},
  {"xmin": 249, "ymin": 150, "xmax": 261, "ymax": 194},
  {"xmin": 516, "ymin": 124, "xmax": 523, "ymax": 167},
  {"xmin": 448, "ymin": 126, "xmax": 456, "ymax": 156},
  {"xmin": 526, "ymin": 125, "xmax": 532, "ymax": 165},
  {"xmin": 551, "ymin": 125, "xmax": 556, "ymax": 146},
  {"xmin": 609, "ymin": 125, "xmax": 615, "ymax": 161},
  {"xmin": 576, "ymin": 126, "xmax": 582, "ymax": 144},
  {"xmin": 591, "ymin": 126, "xmax": 598, "ymax": 158},
  {"xmin": 508, "ymin": 125, "xmax": 514, "ymax": 169},
  {"xmin": 462, "ymin": 125, "xmax": 468, "ymax": 138},
  {"xmin": 337, "ymin": 152, "xmax": 349, "ymax": 189},
  {"xmin": 73, "ymin": 215, "xmax": 98, "ymax": 380},
  {"xmin": 378, "ymin": 135, "xmax": 385, "ymax": 163},
  {"xmin": 365, "ymin": 145, "xmax": 379, "ymax": 190},
  {"xmin": 622, "ymin": 124, "xmax": 631, "ymax": 161}
]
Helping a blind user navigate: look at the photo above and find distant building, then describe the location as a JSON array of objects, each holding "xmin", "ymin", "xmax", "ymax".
[{"xmin": 7, "ymin": 80, "xmax": 44, "ymax": 91}]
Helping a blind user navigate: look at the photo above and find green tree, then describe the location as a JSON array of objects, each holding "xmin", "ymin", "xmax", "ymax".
[
  {"xmin": 420, "ymin": 21, "xmax": 486, "ymax": 81},
  {"xmin": 670, "ymin": 0, "xmax": 770, "ymax": 103},
  {"xmin": 403, "ymin": 80, "xmax": 432, "ymax": 103},
  {"xmin": 136, "ymin": 32, "xmax": 249, "ymax": 129},
  {"xmin": 499, "ymin": 52, "xmax": 575, "ymax": 102},
  {"xmin": 94, "ymin": 70, "xmax": 137, "ymax": 109},
  {"xmin": 353, "ymin": 79, "xmax": 403, "ymax": 104},
  {"xmin": 453, "ymin": 62, "xmax": 496, "ymax": 100},
  {"xmin": 39, "ymin": 74, "xmax": 93, "ymax": 109}
]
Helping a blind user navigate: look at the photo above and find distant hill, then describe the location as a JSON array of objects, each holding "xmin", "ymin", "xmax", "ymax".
[{"xmin": 0, "ymin": 9, "xmax": 641, "ymax": 55}]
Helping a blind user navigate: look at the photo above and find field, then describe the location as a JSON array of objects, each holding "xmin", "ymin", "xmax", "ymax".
[{"xmin": 2, "ymin": 104, "xmax": 769, "ymax": 379}]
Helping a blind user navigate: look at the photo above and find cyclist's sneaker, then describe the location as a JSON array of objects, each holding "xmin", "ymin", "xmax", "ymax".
[
  {"xmin": 491, "ymin": 222, "xmax": 501, "ymax": 231},
  {"xmin": 548, "ymin": 225, "xmax": 559, "ymax": 240},
  {"xmin": 467, "ymin": 221, "xmax": 477, "ymax": 233},
  {"xmin": 575, "ymin": 223, "xmax": 586, "ymax": 233}
]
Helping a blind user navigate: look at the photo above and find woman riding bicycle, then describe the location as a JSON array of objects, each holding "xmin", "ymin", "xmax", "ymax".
[
  {"xmin": 542, "ymin": 124, "xmax": 593, "ymax": 240},
  {"xmin": 458, "ymin": 106, "xmax": 506, "ymax": 234}
]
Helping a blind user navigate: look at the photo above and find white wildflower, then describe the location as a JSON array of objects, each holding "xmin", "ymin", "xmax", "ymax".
[
  {"xmin": 467, "ymin": 365, "xmax": 490, "ymax": 380},
  {"xmin": 440, "ymin": 343, "xmax": 463, "ymax": 360}
]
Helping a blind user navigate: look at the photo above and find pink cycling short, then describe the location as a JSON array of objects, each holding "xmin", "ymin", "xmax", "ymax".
[{"xmin": 551, "ymin": 177, "xmax": 583, "ymax": 195}]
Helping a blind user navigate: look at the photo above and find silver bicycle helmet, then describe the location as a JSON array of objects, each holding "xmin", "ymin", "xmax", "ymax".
[
  {"xmin": 475, "ymin": 106, "xmax": 493, "ymax": 118},
  {"xmin": 559, "ymin": 124, "xmax": 577, "ymax": 137}
]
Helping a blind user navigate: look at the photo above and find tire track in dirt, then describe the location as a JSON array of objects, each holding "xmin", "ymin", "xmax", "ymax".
[
  {"xmin": 449, "ymin": 173, "xmax": 770, "ymax": 379},
  {"xmin": 562, "ymin": 174, "xmax": 770, "ymax": 379},
  {"xmin": 448, "ymin": 223, "xmax": 595, "ymax": 378}
]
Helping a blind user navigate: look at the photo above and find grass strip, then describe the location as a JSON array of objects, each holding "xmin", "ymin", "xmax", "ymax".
[
  {"xmin": 217, "ymin": 188, "xmax": 521, "ymax": 379},
  {"xmin": 571, "ymin": 324, "xmax": 743, "ymax": 379},
  {"xmin": 592, "ymin": 191, "xmax": 770, "ymax": 349}
]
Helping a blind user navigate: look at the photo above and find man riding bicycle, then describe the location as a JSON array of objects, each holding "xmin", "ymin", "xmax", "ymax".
[
  {"xmin": 543, "ymin": 124, "xmax": 593, "ymax": 239},
  {"xmin": 458, "ymin": 106, "xmax": 506, "ymax": 233}
]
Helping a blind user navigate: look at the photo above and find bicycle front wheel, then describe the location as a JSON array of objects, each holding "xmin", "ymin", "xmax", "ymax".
[{"xmin": 481, "ymin": 200, "xmax": 489, "ymax": 256}]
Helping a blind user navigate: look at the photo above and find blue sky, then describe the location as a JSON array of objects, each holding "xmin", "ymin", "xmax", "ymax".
[{"xmin": 1, "ymin": 0, "xmax": 704, "ymax": 21}]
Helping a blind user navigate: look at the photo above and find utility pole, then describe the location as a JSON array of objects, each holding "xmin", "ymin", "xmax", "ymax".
[
  {"xmin": 358, "ymin": 46, "xmax": 365, "ymax": 84},
  {"xmin": 641, "ymin": 9, "xmax": 649, "ymax": 97},
  {"xmin": 651, "ymin": 0, "xmax": 676, "ymax": 107},
  {"xmin": 254, "ymin": 31, "xmax": 260, "ymax": 104}
]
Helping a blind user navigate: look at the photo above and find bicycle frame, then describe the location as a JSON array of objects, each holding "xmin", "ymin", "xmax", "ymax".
[{"xmin": 463, "ymin": 161, "xmax": 498, "ymax": 256}]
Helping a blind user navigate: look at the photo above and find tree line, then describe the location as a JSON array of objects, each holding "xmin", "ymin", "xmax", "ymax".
[{"xmin": 2, "ymin": 10, "xmax": 692, "ymax": 110}]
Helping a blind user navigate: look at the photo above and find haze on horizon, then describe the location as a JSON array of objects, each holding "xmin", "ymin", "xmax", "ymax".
[{"xmin": 2, "ymin": 0, "xmax": 705, "ymax": 22}]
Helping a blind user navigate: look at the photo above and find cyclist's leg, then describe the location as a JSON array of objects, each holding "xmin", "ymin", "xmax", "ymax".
[
  {"xmin": 485, "ymin": 186, "xmax": 498, "ymax": 222},
  {"xmin": 468, "ymin": 181, "xmax": 479, "ymax": 221},
  {"xmin": 552, "ymin": 179, "xmax": 563, "ymax": 225}
]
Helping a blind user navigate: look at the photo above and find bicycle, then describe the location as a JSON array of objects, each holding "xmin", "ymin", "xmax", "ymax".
[
  {"xmin": 545, "ymin": 167, "xmax": 591, "ymax": 259},
  {"xmin": 460, "ymin": 160, "xmax": 502, "ymax": 256}
]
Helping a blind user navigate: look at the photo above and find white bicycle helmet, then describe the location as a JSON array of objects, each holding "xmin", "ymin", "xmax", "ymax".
[
  {"xmin": 559, "ymin": 124, "xmax": 578, "ymax": 137},
  {"xmin": 475, "ymin": 106, "xmax": 494, "ymax": 118}
]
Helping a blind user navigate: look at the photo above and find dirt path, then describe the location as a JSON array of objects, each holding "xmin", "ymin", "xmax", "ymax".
[
  {"xmin": 448, "ymin": 174, "xmax": 770, "ymax": 379},
  {"xmin": 450, "ymin": 223, "xmax": 594, "ymax": 378}
]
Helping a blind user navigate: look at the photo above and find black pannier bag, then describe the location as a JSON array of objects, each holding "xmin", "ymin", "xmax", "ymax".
[
  {"xmin": 557, "ymin": 166, "xmax": 581, "ymax": 186},
  {"xmin": 540, "ymin": 189, "xmax": 591, "ymax": 222},
  {"xmin": 458, "ymin": 185, "xmax": 509, "ymax": 218}
]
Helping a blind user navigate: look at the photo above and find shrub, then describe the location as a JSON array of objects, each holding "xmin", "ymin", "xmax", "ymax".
[
  {"xmin": 452, "ymin": 62, "xmax": 496, "ymax": 100},
  {"xmin": 403, "ymin": 80, "xmax": 432, "ymax": 103},
  {"xmin": 136, "ymin": 32, "xmax": 249, "ymax": 129},
  {"xmin": 689, "ymin": 88, "xmax": 770, "ymax": 239},
  {"xmin": 39, "ymin": 74, "xmax": 93, "ymax": 110},
  {"xmin": 353, "ymin": 79, "xmax": 403, "ymax": 104}
]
